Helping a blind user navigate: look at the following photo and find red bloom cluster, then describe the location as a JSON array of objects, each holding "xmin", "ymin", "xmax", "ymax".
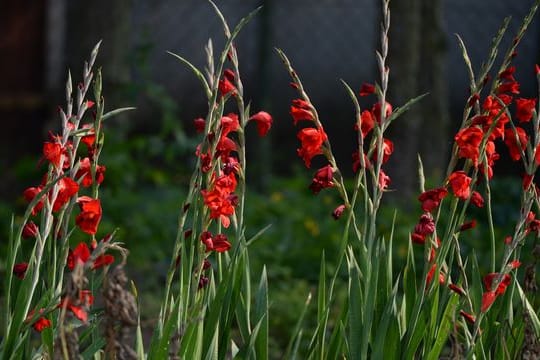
[
  {"xmin": 201, "ymin": 172, "xmax": 238, "ymax": 228},
  {"xmin": 67, "ymin": 241, "xmax": 114, "ymax": 271},
  {"xmin": 25, "ymin": 309, "xmax": 51, "ymax": 332}
]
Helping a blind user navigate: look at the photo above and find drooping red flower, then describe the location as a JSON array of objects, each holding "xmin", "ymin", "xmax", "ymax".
[
  {"xmin": 448, "ymin": 283, "xmax": 465, "ymax": 296},
  {"xmin": 359, "ymin": 83, "xmax": 376, "ymax": 96},
  {"xmin": 212, "ymin": 234, "xmax": 231, "ymax": 252},
  {"xmin": 371, "ymin": 101, "xmax": 393, "ymax": 123},
  {"xmin": 426, "ymin": 263, "xmax": 445, "ymax": 287},
  {"xmin": 219, "ymin": 69, "xmax": 236, "ymax": 97},
  {"xmin": 216, "ymin": 136, "xmax": 237, "ymax": 161},
  {"xmin": 480, "ymin": 140, "xmax": 499, "ymax": 179},
  {"xmin": 418, "ymin": 187, "xmax": 448, "ymax": 213},
  {"xmin": 26, "ymin": 309, "xmax": 52, "ymax": 332},
  {"xmin": 496, "ymin": 80, "xmax": 520, "ymax": 95},
  {"xmin": 332, "ymin": 204, "xmax": 346, "ymax": 220},
  {"xmin": 297, "ymin": 127, "xmax": 327, "ymax": 168},
  {"xmin": 414, "ymin": 213, "xmax": 435, "ymax": 237},
  {"xmin": 455, "ymin": 126, "xmax": 484, "ymax": 166},
  {"xmin": 193, "ymin": 118, "xmax": 206, "ymax": 133},
  {"xmin": 378, "ymin": 169, "xmax": 391, "ymax": 190},
  {"xmin": 22, "ymin": 221, "xmax": 39, "ymax": 239},
  {"xmin": 471, "ymin": 191, "xmax": 484, "ymax": 208},
  {"xmin": 32, "ymin": 316, "xmax": 51, "ymax": 332},
  {"xmin": 352, "ymin": 151, "xmax": 371, "ymax": 173},
  {"xmin": 481, "ymin": 291, "xmax": 497, "ymax": 313},
  {"xmin": 220, "ymin": 113, "xmax": 240, "ymax": 137},
  {"xmin": 373, "ymin": 138, "xmax": 394, "ymax": 164},
  {"xmin": 309, "ymin": 165, "xmax": 334, "ymax": 194},
  {"xmin": 483, "ymin": 273, "xmax": 511, "ymax": 296},
  {"xmin": 459, "ymin": 219, "xmax": 476, "ymax": 231},
  {"xmin": 515, "ymin": 98, "xmax": 537, "ymax": 122},
  {"xmin": 249, "ymin": 111, "xmax": 273, "ymax": 137},
  {"xmin": 23, "ymin": 186, "xmax": 44, "ymax": 215},
  {"xmin": 354, "ymin": 110, "xmax": 376, "ymax": 138},
  {"xmin": 42, "ymin": 141, "xmax": 64, "ymax": 169},
  {"xmin": 200, "ymin": 231, "xmax": 231, "ymax": 253},
  {"xmin": 499, "ymin": 66, "xmax": 516, "ymax": 80},
  {"xmin": 92, "ymin": 254, "xmax": 115, "ymax": 269},
  {"xmin": 53, "ymin": 177, "xmax": 80, "ymax": 212},
  {"xmin": 508, "ymin": 260, "xmax": 521, "ymax": 269},
  {"xmin": 460, "ymin": 310, "xmax": 476, "ymax": 325},
  {"xmin": 290, "ymin": 99, "xmax": 314, "ymax": 125},
  {"xmin": 76, "ymin": 157, "xmax": 106, "ymax": 188},
  {"xmin": 13, "ymin": 262, "xmax": 28, "ymax": 279},
  {"xmin": 58, "ymin": 290, "xmax": 94, "ymax": 322},
  {"xmin": 480, "ymin": 96, "xmax": 510, "ymax": 141},
  {"xmin": 448, "ymin": 171, "xmax": 472, "ymax": 200},
  {"xmin": 81, "ymin": 126, "xmax": 96, "ymax": 149},
  {"xmin": 75, "ymin": 196, "xmax": 102, "ymax": 235},
  {"xmin": 67, "ymin": 242, "xmax": 91, "ymax": 270},
  {"xmin": 504, "ymin": 126, "xmax": 528, "ymax": 161}
]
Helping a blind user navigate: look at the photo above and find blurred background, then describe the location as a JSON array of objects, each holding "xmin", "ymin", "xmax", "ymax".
[{"xmin": 1, "ymin": 0, "xmax": 539, "ymax": 356}]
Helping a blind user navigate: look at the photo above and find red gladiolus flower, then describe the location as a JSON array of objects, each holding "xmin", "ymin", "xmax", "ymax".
[
  {"xmin": 460, "ymin": 310, "xmax": 476, "ymax": 325},
  {"xmin": 23, "ymin": 186, "xmax": 44, "ymax": 215},
  {"xmin": 508, "ymin": 260, "xmax": 521, "ymax": 269},
  {"xmin": 212, "ymin": 234, "xmax": 231, "ymax": 252},
  {"xmin": 13, "ymin": 262, "xmax": 28, "ymax": 279},
  {"xmin": 42, "ymin": 141, "xmax": 64, "ymax": 169},
  {"xmin": 481, "ymin": 291, "xmax": 497, "ymax": 312},
  {"xmin": 297, "ymin": 127, "xmax": 327, "ymax": 168},
  {"xmin": 332, "ymin": 204, "xmax": 346, "ymax": 220},
  {"xmin": 290, "ymin": 99, "xmax": 314, "ymax": 125},
  {"xmin": 352, "ymin": 151, "xmax": 371, "ymax": 173},
  {"xmin": 467, "ymin": 93, "xmax": 480, "ymax": 107},
  {"xmin": 92, "ymin": 254, "xmax": 115, "ymax": 269},
  {"xmin": 309, "ymin": 165, "xmax": 334, "ymax": 194},
  {"xmin": 26, "ymin": 309, "xmax": 52, "ymax": 332},
  {"xmin": 504, "ymin": 127, "xmax": 528, "ymax": 161},
  {"xmin": 455, "ymin": 126, "xmax": 484, "ymax": 166},
  {"xmin": 449, "ymin": 284, "xmax": 465, "ymax": 296},
  {"xmin": 32, "ymin": 316, "xmax": 51, "ymax": 332},
  {"xmin": 76, "ymin": 157, "xmax": 106, "ymax": 188},
  {"xmin": 219, "ymin": 69, "xmax": 236, "ymax": 97},
  {"xmin": 480, "ymin": 96, "xmax": 510, "ymax": 141},
  {"xmin": 201, "ymin": 231, "xmax": 214, "ymax": 252},
  {"xmin": 355, "ymin": 110, "xmax": 376, "ymax": 138},
  {"xmin": 220, "ymin": 113, "xmax": 240, "ymax": 137},
  {"xmin": 359, "ymin": 83, "xmax": 376, "ymax": 96},
  {"xmin": 53, "ymin": 177, "xmax": 79, "ymax": 212},
  {"xmin": 459, "ymin": 219, "xmax": 476, "ymax": 231},
  {"xmin": 216, "ymin": 136, "xmax": 237, "ymax": 161},
  {"xmin": 499, "ymin": 66, "xmax": 516, "ymax": 80},
  {"xmin": 411, "ymin": 232, "xmax": 426, "ymax": 245},
  {"xmin": 426, "ymin": 263, "xmax": 445, "ymax": 287},
  {"xmin": 371, "ymin": 101, "xmax": 393, "ymax": 123},
  {"xmin": 497, "ymin": 80, "xmax": 520, "ymax": 95},
  {"xmin": 515, "ymin": 98, "xmax": 536, "ymax": 122},
  {"xmin": 249, "ymin": 111, "xmax": 273, "ymax": 137},
  {"xmin": 193, "ymin": 118, "xmax": 206, "ymax": 133},
  {"xmin": 373, "ymin": 138, "xmax": 394, "ymax": 164},
  {"xmin": 81, "ymin": 127, "xmax": 96, "ymax": 149},
  {"xmin": 67, "ymin": 242, "xmax": 91, "ymax": 270},
  {"xmin": 481, "ymin": 140, "xmax": 499, "ymax": 179},
  {"xmin": 200, "ymin": 231, "xmax": 231, "ymax": 253},
  {"xmin": 418, "ymin": 187, "xmax": 448, "ymax": 213},
  {"xmin": 471, "ymin": 191, "xmax": 484, "ymax": 208},
  {"xmin": 22, "ymin": 221, "xmax": 39, "ymax": 239},
  {"xmin": 58, "ymin": 290, "xmax": 94, "ymax": 322},
  {"xmin": 483, "ymin": 273, "xmax": 511, "ymax": 296},
  {"xmin": 378, "ymin": 170, "xmax": 391, "ymax": 190},
  {"xmin": 75, "ymin": 197, "xmax": 102, "ymax": 235},
  {"xmin": 448, "ymin": 171, "xmax": 471, "ymax": 200},
  {"xmin": 414, "ymin": 213, "xmax": 435, "ymax": 236}
]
